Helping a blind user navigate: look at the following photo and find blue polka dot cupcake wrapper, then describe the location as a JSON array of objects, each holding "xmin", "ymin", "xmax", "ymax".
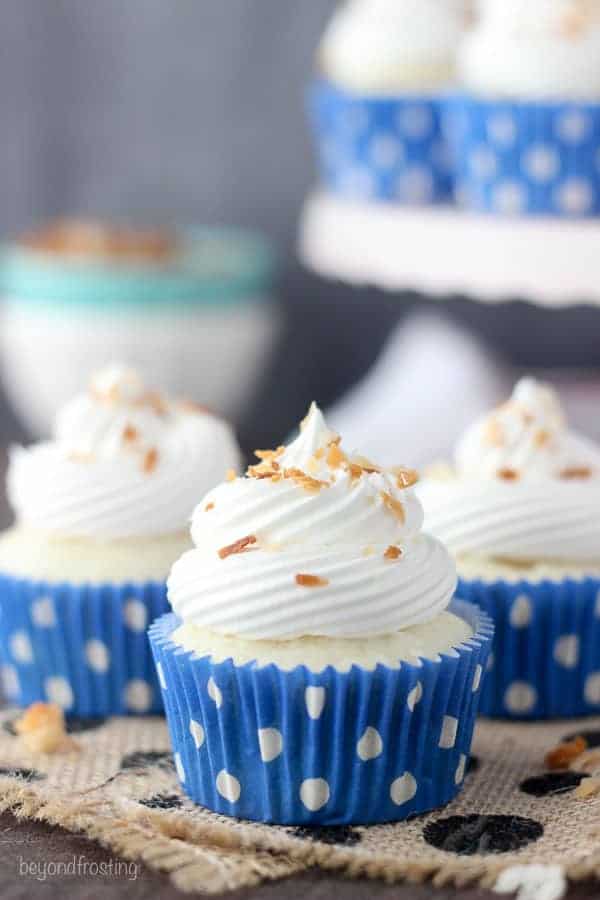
[
  {"xmin": 149, "ymin": 599, "xmax": 493, "ymax": 825},
  {"xmin": 443, "ymin": 94, "xmax": 600, "ymax": 217},
  {"xmin": 308, "ymin": 80, "xmax": 454, "ymax": 205},
  {"xmin": 457, "ymin": 576, "xmax": 600, "ymax": 719},
  {"xmin": 0, "ymin": 572, "xmax": 169, "ymax": 716}
]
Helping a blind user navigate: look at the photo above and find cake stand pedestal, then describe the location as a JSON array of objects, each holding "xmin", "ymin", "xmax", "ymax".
[{"xmin": 298, "ymin": 189, "xmax": 600, "ymax": 308}]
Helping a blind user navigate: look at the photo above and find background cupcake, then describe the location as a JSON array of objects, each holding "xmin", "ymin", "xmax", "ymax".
[
  {"xmin": 309, "ymin": 0, "xmax": 469, "ymax": 205},
  {"xmin": 150, "ymin": 403, "xmax": 492, "ymax": 825},
  {"xmin": 0, "ymin": 364, "xmax": 241, "ymax": 716},
  {"xmin": 0, "ymin": 219, "xmax": 278, "ymax": 436},
  {"xmin": 448, "ymin": 0, "xmax": 600, "ymax": 216},
  {"xmin": 419, "ymin": 377, "xmax": 600, "ymax": 718}
]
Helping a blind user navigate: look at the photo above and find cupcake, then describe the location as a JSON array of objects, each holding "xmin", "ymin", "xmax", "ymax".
[
  {"xmin": 419, "ymin": 377, "xmax": 600, "ymax": 719},
  {"xmin": 448, "ymin": 0, "xmax": 600, "ymax": 215},
  {"xmin": 149, "ymin": 403, "xmax": 492, "ymax": 825},
  {"xmin": 0, "ymin": 364, "xmax": 241, "ymax": 716},
  {"xmin": 309, "ymin": 0, "xmax": 469, "ymax": 205},
  {"xmin": 0, "ymin": 219, "xmax": 278, "ymax": 436}
]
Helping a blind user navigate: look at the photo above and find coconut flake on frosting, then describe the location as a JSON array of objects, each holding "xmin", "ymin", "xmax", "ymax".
[
  {"xmin": 419, "ymin": 378, "xmax": 600, "ymax": 563},
  {"xmin": 7, "ymin": 364, "xmax": 241, "ymax": 539},
  {"xmin": 167, "ymin": 403, "xmax": 457, "ymax": 640}
]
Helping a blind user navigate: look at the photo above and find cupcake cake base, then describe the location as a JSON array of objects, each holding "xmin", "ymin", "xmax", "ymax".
[{"xmin": 149, "ymin": 599, "xmax": 493, "ymax": 825}]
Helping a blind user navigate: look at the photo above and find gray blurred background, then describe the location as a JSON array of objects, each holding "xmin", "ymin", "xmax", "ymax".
[
  {"xmin": 1, "ymin": 0, "xmax": 599, "ymax": 457},
  {"xmin": 0, "ymin": 0, "xmax": 335, "ymax": 244}
]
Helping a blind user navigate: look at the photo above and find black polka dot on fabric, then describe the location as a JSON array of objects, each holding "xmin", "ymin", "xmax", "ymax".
[
  {"xmin": 564, "ymin": 730, "xmax": 600, "ymax": 749},
  {"xmin": 423, "ymin": 815, "xmax": 543, "ymax": 855},
  {"xmin": 0, "ymin": 766, "xmax": 45, "ymax": 782},
  {"xmin": 466, "ymin": 756, "xmax": 479, "ymax": 775},
  {"xmin": 292, "ymin": 825, "xmax": 362, "ymax": 846},
  {"xmin": 120, "ymin": 751, "xmax": 175, "ymax": 772},
  {"xmin": 520, "ymin": 772, "xmax": 589, "ymax": 797},
  {"xmin": 64, "ymin": 716, "xmax": 107, "ymax": 734},
  {"xmin": 138, "ymin": 793, "xmax": 183, "ymax": 810}
]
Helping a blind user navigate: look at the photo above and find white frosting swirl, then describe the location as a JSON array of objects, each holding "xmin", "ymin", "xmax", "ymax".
[
  {"xmin": 461, "ymin": 0, "xmax": 600, "ymax": 98},
  {"xmin": 319, "ymin": 0, "xmax": 469, "ymax": 93},
  {"xmin": 419, "ymin": 378, "xmax": 600, "ymax": 563},
  {"xmin": 168, "ymin": 403, "xmax": 456, "ymax": 639},
  {"xmin": 8, "ymin": 364, "xmax": 241, "ymax": 539}
]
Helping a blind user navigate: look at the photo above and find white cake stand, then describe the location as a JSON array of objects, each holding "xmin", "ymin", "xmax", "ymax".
[{"xmin": 299, "ymin": 189, "xmax": 600, "ymax": 308}]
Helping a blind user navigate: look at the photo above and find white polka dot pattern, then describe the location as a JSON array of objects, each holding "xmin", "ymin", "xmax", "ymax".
[
  {"xmin": 123, "ymin": 599, "xmax": 148, "ymax": 632},
  {"xmin": 258, "ymin": 728, "xmax": 283, "ymax": 763},
  {"xmin": 313, "ymin": 86, "xmax": 452, "ymax": 206},
  {"xmin": 407, "ymin": 681, "xmax": 423, "ymax": 712},
  {"xmin": 449, "ymin": 100, "xmax": 600, "ymax": 218},
  {"xmin": 504, "ymin": 682, "xmax": 537, "ymax": 715},
  {"xmin": 553, "ymin": 635, "xmax": 580, "ymax": 670},
  {"xmin": 190, "ymin": 719, "xmax": 205, "ymax": 749},
  {"xmin": 390, "ymin": 772, "xmax": 417, "ymax": 806},
  {"xmin": 305, "ymin": 686, "xmax": 326, "ymax": 720},
  {"xmin": 455, "ymin": 754, "xmax": 467, "ymax": 785},
  {"xmin": 216, "ymin": 770, "xmax": 241, "ymax": 803},
  {"xmin": 207, "ymin": 676, "xmax": 223, "ymax": 708},
  {"xmin": 85, "ymin": 639, "xmax": 110, "ymax": 674},
  {"xmin": 44, "ymin": 675, "xmax": 74, "ymax": 710},
  {"xmin": 10, "ymin": 631, "xmax": 33, "ymax": 664},
  {"xmin": 300, "ymin": 778, "xmax": 330, "ymax": 812},
  {"xmin": 31, "ymin": 597, "xmax": 56, "ymax": 628},
  {"xmin": 439, "ymin": 716, "xmax": 458, "ymax": 750},
  {"xmin": 584, "ymin": 672, "xmax": 600, "ymax": 706},
  {"xmin": 509, "ymin": 596, "xmax": 532, "ymax": 628},
  {"xmin": 357, "ymin": 727, "xmax": 383, "ymax": 761},
  {"xmin": 124, "ymin": 679, "xmax": 152, "ymax": 713}
]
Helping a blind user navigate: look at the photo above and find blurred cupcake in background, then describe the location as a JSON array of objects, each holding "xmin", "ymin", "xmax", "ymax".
[
  {"xmin": 309, "ymin": 0, "xmax": 470, "ymax": 205},
  {"xmin": 150, "ymin": 402, "xmax": 492, "ymax": 824},
  {"xmin": 448, "ymin": 0, "xmax": 600, "ymax": 215},
  {"xmin": 0, "ymin": 364, "xmax": 240, "ymax": 716},
  {"xmin": 0, "ymin": 219, "xmax": 278, "ymax": 437},
  {"xmin": 419, "ymin": 377, "xmax": 600, "ymax": 719}
]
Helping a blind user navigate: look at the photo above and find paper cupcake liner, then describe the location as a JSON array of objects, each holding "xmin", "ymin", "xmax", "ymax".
[
  {"xmin": 0, "ymin": 572, "xmax": 169, "ymax": 716},
  {"xmin": 457, "ymin": 575, "xmax": 600, "ymax": 719},
  {"xmin": 443, "ymin": 94, "xmax": 600, "ymax": 217},
  {"xmin": 149, "ymin": 599, "xmax": 493, "ymax": 825},
  {"xmin": 308, "ymin": 80, "xmax": 454, "ymax": 205}
]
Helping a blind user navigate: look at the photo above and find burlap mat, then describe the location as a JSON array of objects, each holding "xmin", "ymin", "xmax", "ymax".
[{"xmin": 1, "ymin": 710, "xmax": 600, "ymax": 895}]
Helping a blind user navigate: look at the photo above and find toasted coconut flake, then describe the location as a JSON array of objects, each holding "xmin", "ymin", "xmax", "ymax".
[
  {"xmin": 392, "ymin": 466, "xmax": 419, "ymax": 489},
  {"xmin": 254, "ymin": 446, "xmax": 284, "ymax": 461},
  {"xmin": 122, "ymin": 424, "xmax": 139, "ymax": 444},
  {"xmin": 352, "ymin": 454, "xmax": 381, "ymax": 474},
  {"xmin": 91, "ymin": 383, "xmax": 120, "ymax": 405},
  {"xmin": 570, "ymin": 749, "xmax": 600, "ymax": 774},
  {"xmin": 205, "ymin": 502, "xmax": 215, "ymax": 512},
  {"xmin": 306, "ymin": 456, "xmax": 320, "ymax": 475},
  {"xmin": 545, "ymin": 735, "xmax": 587, "ymax": 770},
  {"xmin": 15, "ymin": 702, "xmax": 79, "ymax": 754},
  {"xmin": 560, "ymin": 466, "xmax": 592, "ymax": 480},
  {"xmin": 295, "ymin": 573, "xmax": 329, "ymax": 588},
  {"xmin": 140, "ymin": 390, "xmax": 167, "ymax": 416},
  {"xmin": 178, "ymin": 399, "xmax": 213, "ymax": 416},
  {"xmin": 534, "ymin": 429, "xmax": 551, "ymax": 447},
  {"xmin": 327, "ymin": 443, "xmax": 346, "ymax": 469},
  {"xmin": 575, "ymin": 777, "xmax": 600, "ymax": 799},
  {"xmin": 143, "ymin": 448, "xmax": 159, "ymax": 473},
  {"xmin": 347, "ymin": 463, "xmax": 363, "ymax": 482},
  {"xmin": 380, "ymin": 491, "xmax": 405, "ymax": 523},
  {"xmin": 384, "ymin": 545, "xmax": 402, "ymax": 560},
  {"xmin": 283, "ymin": 468, "xmax": 328, "ymax": 493},
  {"xmin": 497, "ymin": 467, "xmax": 519, "ymax": 481},
  {"xmin": 226, "ymin": 468, "xmax": 237, "ymax": 482},
  {"xmin": 218, "ymin": 535, "xmax": 257, "ymax": 559},
  {"xmin": 483, "ymin": 419, "xmax": 504, "ymax": 447},
  {"xmin": 68, "ymin": 451, "xmax": 95, "ymax": 464}
]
